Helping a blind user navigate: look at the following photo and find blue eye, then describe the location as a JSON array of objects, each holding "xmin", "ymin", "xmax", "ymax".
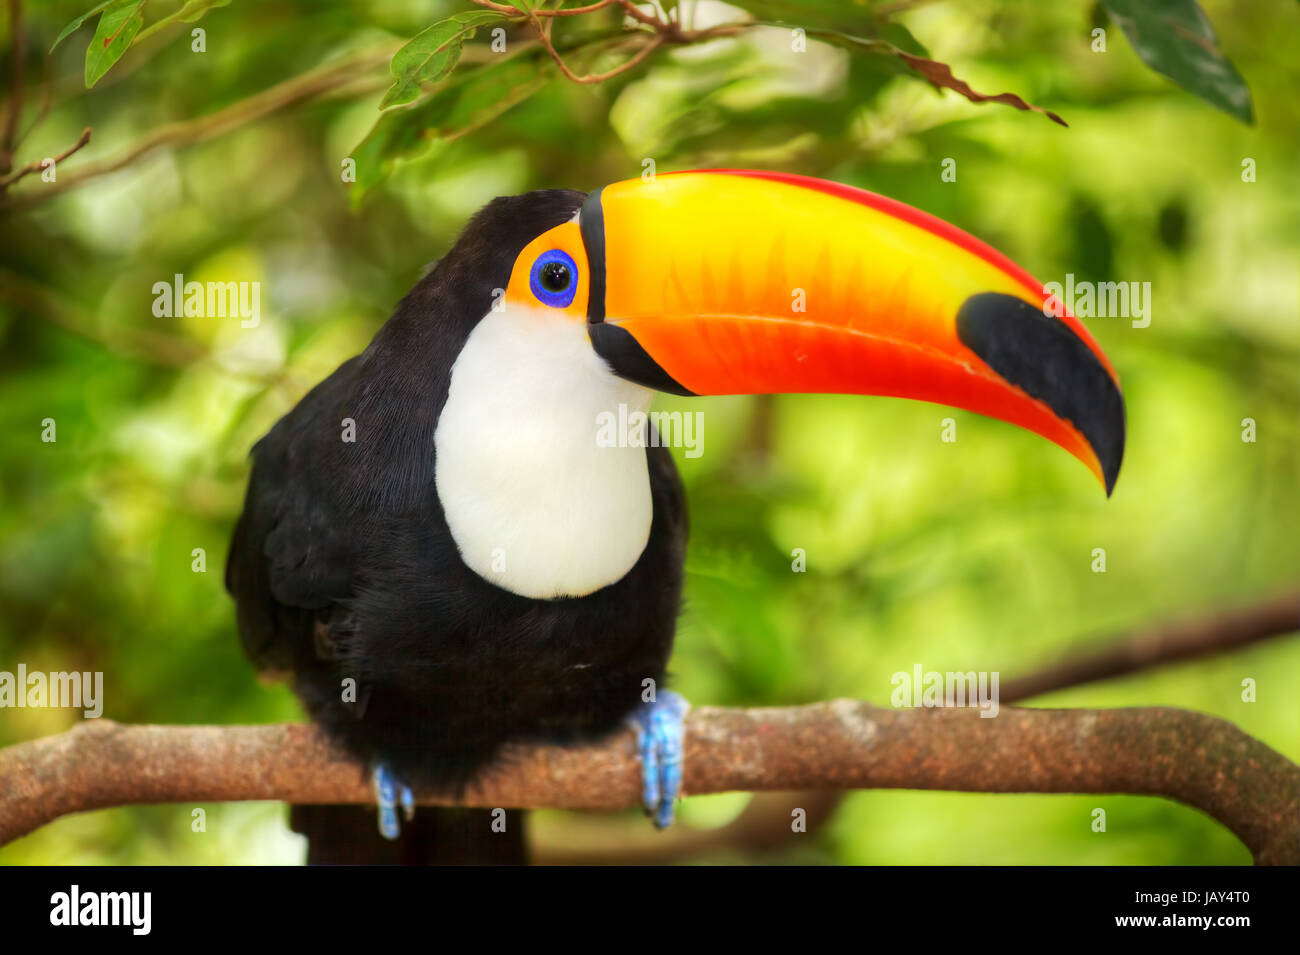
[{"xmin": 529, "ymin": 249, "xmax": 578, "ymax": 308}]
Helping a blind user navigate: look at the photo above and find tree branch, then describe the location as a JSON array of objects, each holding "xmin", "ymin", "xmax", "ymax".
[
  {"xmin": 0, "ymin": 45, "xmax": 395, "ymax": 211},
  {"xmin": 471, "ymin": 0, "xmax": 618, "ymax": 17},
  {"xmin": 535, "ymin": 30, "xmax": 664, "ymax": 85},
  {"xmin": 0, "ymin": 0, "xmax": 24, "ymax": 174},
  {"xmin": 0, "ymin": 266, "xmax": 203, "ymax": 366},
  {"xmin": 999, "ymin": 589, "xmax": 1299, "ymax": 702},
  {"xmin": 0, "ymin": 125, "xmax": 89, "ymax": 189},
  {"xmin": 1, "ymin": 703, "xmax": 1295, "ymax": 864}
]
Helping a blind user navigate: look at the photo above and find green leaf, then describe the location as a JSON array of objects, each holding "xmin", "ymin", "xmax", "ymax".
[
  {"xmin": 352, "ymin": 51, "xmax": 551, "ymax": 201},
  {"xmin": 740, "ymin": 0, "xmax": 929, "ymax": 51},
  {"xmin": 740, "ymin": 0, "xmax": 870, "ymax": 30},
  {"xmin": 380, "ymin": 10, "xmax": 506, "ymax": 110},
  {"xmin": 84, "ymin": 0, "xmax": 146, "ymax": 88},
  {"xmin": 1101, "ymin": 0, "xmax": 1253, "ymax": 124},
  {"xmin": 134, "ymin": 0, "xmax": 232, "ymax": 46},
  {"xmin": 801, "ymin": 25, "xmax": 1066, "ymax": 126},
  {"xmin": 51, "ymin": 1, "xmax": 116, "ymax": 52},
  {"xmin": 748, "ymin": 10, "xmax": 929, "ymax": 70}
]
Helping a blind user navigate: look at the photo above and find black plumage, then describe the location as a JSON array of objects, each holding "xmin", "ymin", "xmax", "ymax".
[{"xmin": 225, "ymin": 189, "xmax": 687, "ymax": 862}]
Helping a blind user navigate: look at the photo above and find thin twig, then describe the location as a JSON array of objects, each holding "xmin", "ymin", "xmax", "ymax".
[
  {"xmin": 0, "ymin": 125, "xmax": 90, "ymax": 189},
  {"xmin": 0, "ymin": 266, "xmax": 203, "ymax": 367},
  {"xmin": 515, "ymin": 0, "xmax": 665, "ymax": 85},
  {"xmin": 504, "ymin": 0, "xmax": 741, "ymax": 85},
  {"xmin": 471, "ymin": 0, "xmax": 617, "ymax": 16},
  {"xmin": 999, "ymin": 589, "xmax": 1299, "ymax": 702},
  {"xmin": 537, "ymin": 28, "xmax": 664, "ymax": 84},
  {"xmin": 1, "ymin": 0, "xmax": 25, "ymax": 174},
  {"xmin": 615, "ymin": 0, "xmax": 662, "ymax": 30},
  {"xmin": 0, "ymin": 268, "xmax": 302, "ymax": 388}
]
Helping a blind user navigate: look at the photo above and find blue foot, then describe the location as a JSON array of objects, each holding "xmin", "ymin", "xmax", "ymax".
[
  {"xmin": 629, "ymin": 689, "xmax": 689, "ymax": 829},
  {"xmin": 372, "ymin": 764, "xmax": 415, "ymax": 840}
]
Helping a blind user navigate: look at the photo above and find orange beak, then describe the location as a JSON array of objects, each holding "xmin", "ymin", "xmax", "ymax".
[{"xmin": 582, "ymin": 169, "xmax": 1125, "ymax": 494}]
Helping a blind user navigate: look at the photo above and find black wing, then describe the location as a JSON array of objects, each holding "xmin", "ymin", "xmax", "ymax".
[{"xmin": 225, "ymin": 357, "xmax": 364, "ymax": 672}]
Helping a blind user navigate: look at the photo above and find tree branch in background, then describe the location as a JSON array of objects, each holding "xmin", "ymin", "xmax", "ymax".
[
  {"xmin": 472, "ymin": 0, "xmax": 619, "ymax": 17},
  {"xmin": 1, "ymin": 0, "xmax": 25, "ymax": 174},
  {"xmin": 1, "ymin": 704, "xmax": 1295, "ymax": 864},
  {"xmin": 533, "ymin": 25, "xmax": 665, "ymax": 85},
  {"xmin": 533, "ymin": 789, "xmax": 845, "ymax": 865},
  {"xmin": 0, "ymin": 267, "xmax": 202, "ymax": 366},
  {"xmin": 999, "ymin": 589, "xmax": 1299, "ymax": 703},
  {"xmin": 473, "ymin": 0, "xmax": 743, "ymax": 88},
  {"xmin": 0, "ymin": 44, "xmax": 396, "ymax": 211},
  {"xmin": 0, "ymin": 124, "xmax": 89, "ymax": 189}
]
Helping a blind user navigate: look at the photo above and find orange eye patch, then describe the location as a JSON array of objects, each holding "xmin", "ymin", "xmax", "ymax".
[{"xmin": 504, "ymin": 221, "xmax": 590, "ymax": 321}]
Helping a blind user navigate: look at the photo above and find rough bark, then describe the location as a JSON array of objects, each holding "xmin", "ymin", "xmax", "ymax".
[{"xmin": 1, "ymin": 703, "xmax": 1295, "ymax": 864}]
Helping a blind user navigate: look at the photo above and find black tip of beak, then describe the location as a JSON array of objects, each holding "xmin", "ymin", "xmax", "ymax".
[{"xmin": 957, "ymin": 292, "xmax": 1126, "ymax": 496}]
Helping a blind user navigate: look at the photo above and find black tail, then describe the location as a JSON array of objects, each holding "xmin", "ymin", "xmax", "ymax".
[{"xmin": 289, "ymin": 805, "xmax": 529, "ymax": 865}]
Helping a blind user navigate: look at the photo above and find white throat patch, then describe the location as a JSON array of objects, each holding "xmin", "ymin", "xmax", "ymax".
[{"xmin": 434, "ymin": 305, "xmax": 655, "ymax": 599}]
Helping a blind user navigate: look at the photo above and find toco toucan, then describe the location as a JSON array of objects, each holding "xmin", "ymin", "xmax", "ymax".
[{"xmin": 226, "ymin": 169, "xmax": 1125, "ymax": 864}]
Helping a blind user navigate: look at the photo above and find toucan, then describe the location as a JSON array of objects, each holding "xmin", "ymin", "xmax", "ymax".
[{"xmin": 226, "ymin": 169, "xmax": 1125, "ymax": 864}]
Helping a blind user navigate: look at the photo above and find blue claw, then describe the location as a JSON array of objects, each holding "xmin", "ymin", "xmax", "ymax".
[
  {"xmin": 372, "ymin": 764, "xmax": 414, "ymax": 840},
  {"xmin": 629, "ymin": 689, "xmax": 689, "ymax": 829},
  {"xmin": 399, "ymin": 781, "xmax": 415, "ymax": 822}
]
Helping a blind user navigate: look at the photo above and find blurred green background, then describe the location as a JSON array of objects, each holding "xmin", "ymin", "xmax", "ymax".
[{"xmin": 1, "ymin": 0, "xmax": 1296, "ymax": 865}]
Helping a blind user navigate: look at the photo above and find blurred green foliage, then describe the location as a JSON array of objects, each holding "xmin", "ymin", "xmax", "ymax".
[{"xmin": 1, "ymin": 0, "xmax": 1296, "ymax": 865}]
